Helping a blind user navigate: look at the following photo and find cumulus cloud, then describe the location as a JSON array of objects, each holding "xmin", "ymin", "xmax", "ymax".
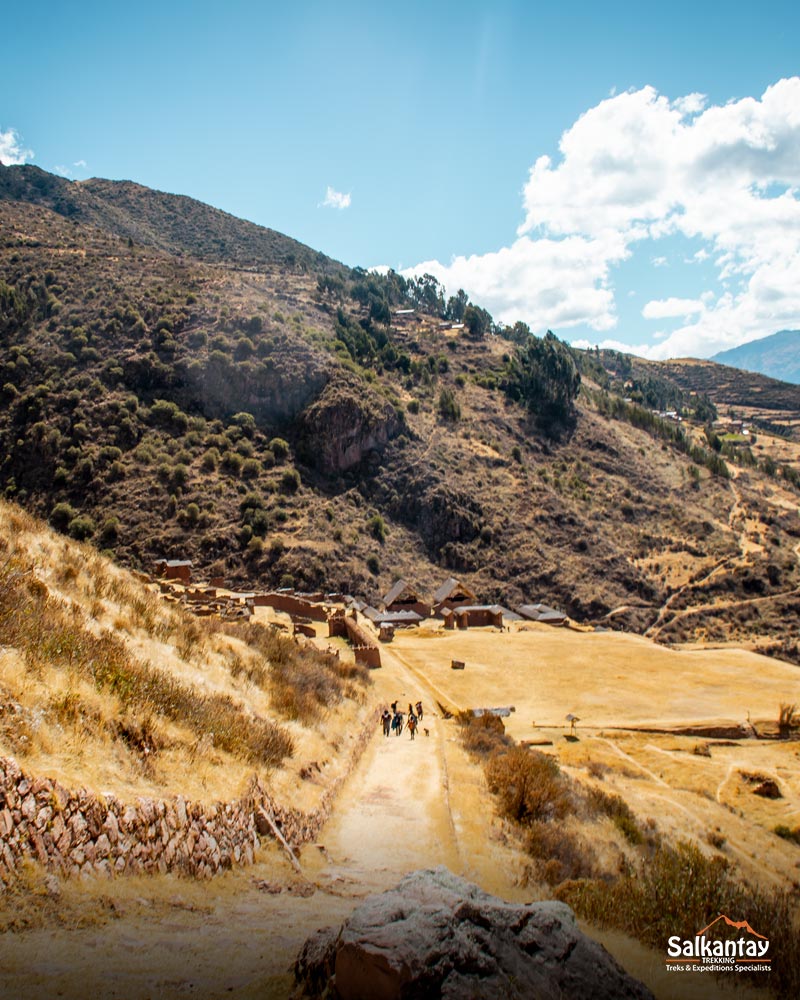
[
  {"xmin": 320, "ymin": 186, "xmax": 351, "ymax": 210},
  {"xmin": 0, "ymin": 127, "xmax": 33, "ymax": 166},
  {"xmin": 405, "ymin": 78, "xmax": 800, "ymax": 357},
  {"xmin": 411, "ymin": 231, "xmax": 629, "ymax": 331},
  {"xmin": 641, "ymin": 297, "xmax": 706, "ymax": 320}
]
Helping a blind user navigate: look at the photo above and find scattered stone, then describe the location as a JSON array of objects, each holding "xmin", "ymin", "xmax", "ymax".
[
  {"xmin": 287, "ymin": 881, "xmax": 316, "ymax": 898},
  {"xmin": 754, "ymin": 779, "xmax": 782, "ymax": 799},
  {"xmin": 253, "ymin": 879, "xmax": 284, "ymax": 894},
  {"xmin": 293, "ymin": 867, "xmax": 654, "ymax": 1000}
]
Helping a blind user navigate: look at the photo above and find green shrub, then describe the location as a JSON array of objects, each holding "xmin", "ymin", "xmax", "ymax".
[
  {"xmin": 270, "ymin": 437, "xmax": 290, "ymax": 461},
  {"xmin": 438, "ymin": 386, "xmax": 461, "ymax": 422},
  {"xmin": 241, "ymin": 458, "xmax": 262, "ymax": 479},
  {"xmin": 221, "ymin": 451, "xmax": 243, "ymax": 476},
  {"xmin": 68, "ymin": 515, "xmax": 95, "ymax": 541},
  {"xmin": 280, "ymin": 468, "xmax": 300, "ymax": 493},
  {"xmin": 98, "ymin": 516, "xmax": 119, "ymax": 546},
  {"xmin": 50, "ymin": 501, "xmax": 78, "ymax": 531},
  {"xmin": 366, "ymin": 514, "xmax": 387, "ymax": 543}
]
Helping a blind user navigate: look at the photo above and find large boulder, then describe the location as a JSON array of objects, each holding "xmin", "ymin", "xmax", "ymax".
[{"xmin": 293, "ymin": 867, "xmax": 653, "ymax": 999}]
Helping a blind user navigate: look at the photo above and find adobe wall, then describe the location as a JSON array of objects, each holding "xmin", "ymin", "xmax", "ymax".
[
  {"xmin": 251, "ymin": 593, "xmax": 329, "ymax": 622},
  {"xmin": 345, "ymin": 619, "xmax": 382, "ymax": 669},
  {"xmin": 0, "ymin": 710, "xmax": 377, "ymax": 883}
]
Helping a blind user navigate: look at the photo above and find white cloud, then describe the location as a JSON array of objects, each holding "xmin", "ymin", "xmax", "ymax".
[
  {"xmin": 407, "ymin": 78, "xmax": 800, "ymax": 357},
  {"xmin": 320, "ymin": 186, "xmax": 351, "ymax": 210},
  {"xmin": 651, "ymin": 256, "xmax": 668, "ymax": 267},
  {"xmin": 53, "ymin": 165, "xmax": 72, "ymax": 178},
  {"xmin": 407, "ymin": 231, "xmax": 630, "ymax": 332},
  {"xmin": 73, "ymin": 159, "xmax": 87, "ymax": 168},
  {"xmin": 642, "ymin": 297, "xmax": 706, "ymax": 320},
  {"xmin": 0, "ymin": 127, "xmax": 33, "ymax": 165}
]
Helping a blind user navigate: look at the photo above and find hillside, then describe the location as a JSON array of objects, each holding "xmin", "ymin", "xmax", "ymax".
[
  {"xmin": 0, "ymin": 496, "xmax": 796, "ymax": 1000},
  {"xmin": 0, "ymin": 498, "xmax": 371, "ymax": 809},
  {"xmin": 2, "ymin": 166, "xmax": 800, "ymax": 655},
  {"xmin": 0, "ymin": 163, "xmax": 341, "ymax": 274},
  {"xmin": 713, "ymin": 330, "xmax": 800, "ymax": 385}
]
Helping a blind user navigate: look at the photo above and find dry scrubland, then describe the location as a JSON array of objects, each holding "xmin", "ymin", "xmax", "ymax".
[
  {"xmin": 388, "ymin": 622, "xmax": 800, "ymax": 996},
  {"xmin": 392, "ymin": 624, "xmax": 800, "ymax": 881},
  {"xmin": 0, "ymin": 502, "xmax": 798, "ymax": 998},
  {"xmin": 0, "ymin": 499, "xmax": 371, "ymax": 810}
]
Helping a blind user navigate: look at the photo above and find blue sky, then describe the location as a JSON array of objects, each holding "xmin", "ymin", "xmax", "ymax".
[{"xmin": 2, "ymin": 1, "xmax": 799, "ymax": 358}]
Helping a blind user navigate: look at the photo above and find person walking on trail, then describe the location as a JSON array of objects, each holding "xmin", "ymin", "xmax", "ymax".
[
  {"xmin": 381, "ymin": 709, "xmax": 391, "ymax": 737},
  {"xmin": 407, "ymin": 713, "xmax": 418, "ymax": 740},
  {"xmin": 415, "ymin": 701, "xmax": 423, "ymax": 721},
  {"xmin": 394, "ymin": 711, "xmax": 404, "ymax": 735}
]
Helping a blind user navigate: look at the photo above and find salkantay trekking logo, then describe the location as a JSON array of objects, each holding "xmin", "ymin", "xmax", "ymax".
[{"xmin": 666, "ymin": 914, "xmax": 771, "ymax": 976}]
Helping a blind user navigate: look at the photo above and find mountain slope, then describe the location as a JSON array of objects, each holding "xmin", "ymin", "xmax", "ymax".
[
  {"xmin": 712, "ymin": 329, "xmax": 800, "ymax": 384},
  {"xmin": 1, "ymin": 167, "xmax": 800, "ymax": 656},
  {"xmin": 0, "ymin": 162, "xmax": 341, "ymax": 273}
]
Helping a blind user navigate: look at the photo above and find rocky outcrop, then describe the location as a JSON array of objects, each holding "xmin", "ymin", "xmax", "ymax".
[
  {"xmin": 381, "ymin": 470, "xmax": 482, "ymax": 559},
  {"xmin": 293, "ymin": 867, "xmax": 654, "ymax": 1000},
  {"xmin": 299, "ymin": 375, "xmax": 402, "ymax": 473}
]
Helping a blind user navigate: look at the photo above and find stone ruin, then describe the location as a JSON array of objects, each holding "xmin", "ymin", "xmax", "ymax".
[{"xmin": 0, "ymin": 713, "xmax": 376, "ymax": 883}]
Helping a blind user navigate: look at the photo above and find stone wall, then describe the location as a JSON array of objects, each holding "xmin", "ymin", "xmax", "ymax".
[
  {"xmin": 251, "ymin": 593, "xmax": 330, "ymax": 622},
  {"xmin": 0, "ymin": 711, "xmax": 377, "ymax": 882}
]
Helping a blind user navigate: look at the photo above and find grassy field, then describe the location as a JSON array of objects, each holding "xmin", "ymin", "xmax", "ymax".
[
  {"xmin": 389, "ymin": 621, "xmax": 800, "ymax": 891},
  {"xmin": 392, "ymin": 623, "xmax": 799, "ymax": 731}
]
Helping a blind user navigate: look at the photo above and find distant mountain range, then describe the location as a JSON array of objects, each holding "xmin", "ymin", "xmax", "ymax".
[{"xmin": 712, "ymin": 330, "xmax": 800, "ymax": 384}]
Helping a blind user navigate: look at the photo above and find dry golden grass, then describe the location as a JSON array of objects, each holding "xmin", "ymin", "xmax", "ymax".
[{"xmin": 0, "ymin": 498, "xmax": 371, "ymax": 802}]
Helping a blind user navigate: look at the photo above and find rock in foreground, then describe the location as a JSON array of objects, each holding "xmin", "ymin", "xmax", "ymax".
[{"xmin": 293, "ymin": 867, "xmax": 654, "ymax": 999}]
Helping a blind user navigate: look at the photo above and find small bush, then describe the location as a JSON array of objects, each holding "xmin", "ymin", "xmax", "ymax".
[
  {"xmin": 241, "ymin": 458, "xmax": 262, "ymax": 479},
  {"xmin": 487, "ymin": 747, "xmax": 570, "ymax": 825},
  {"xmin": 280, "ymin": 468, "xmax": 300, "ymax": 493},
  {"xmin": 269, "ymin": 437, "xmax": 290, "ymax": 461},
  {"xmin": 68, "ymin": 515, "xmax": 95, "ymax": 541},
  {"xmin": 438, "ymin": 386, "xmax": 461, "ymax": 422},
  {"xmin": 366, "ymin": 514, "xmax": 387, "ymax": 543},
  {"xmin": 458, "ymin": 712, "xmax": 512, "ymax": 758},
  {"xmin": 50, "ymin": 501, "xmax": 77, "ymax": 531},
  {"xmin": 221, "ymin": 451, "xmax": 243, "ymax": 476},
  {"xmin": 526, "ymin": 822, "xmax": 597, "ymax": 885}
]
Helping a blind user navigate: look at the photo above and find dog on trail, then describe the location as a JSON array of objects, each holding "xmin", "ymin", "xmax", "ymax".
[{"xmin": 423, "ymin": 727, "xmax": 430, "ymax": 737}]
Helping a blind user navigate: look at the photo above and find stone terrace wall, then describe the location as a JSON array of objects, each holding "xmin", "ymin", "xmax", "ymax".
[{"xmin": 0, "ymin": 712, "xmax": 377, "ymax": 882}]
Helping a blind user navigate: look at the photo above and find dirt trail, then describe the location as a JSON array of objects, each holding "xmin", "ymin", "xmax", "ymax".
[
  {"xmin": 307, "ymin": 665, "xmax": 462, "ymax": 893},
  {"xmin": 0, "ymin": 648, "xmax": 529, "ymax": 1000},
  {"xmin": 305, "ymin": 644, "xmax": 521, "ymax": 899}
]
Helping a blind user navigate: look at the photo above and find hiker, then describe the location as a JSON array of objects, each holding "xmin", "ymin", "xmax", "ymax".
[
  {"xmin": 391, "ymin": 700, "xmax": 398, "ymax": 715},
  {"xmin": 408, "ymin": 703, "xmax": 414, "ymax": 718},
  {"xmin": 415, "ymin": 701, "xmax": 423, "ymax": 720},
  {"xmin": 381, "ymin": 709, "xmax": 391, "ymax": 737},
  {"xmin": 408, "ymin": 713, "xmax": 418, "ymax": 740},
  {"xmin": 393, "ymin": 711, "xmax": 404, "ymax": 735}
]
